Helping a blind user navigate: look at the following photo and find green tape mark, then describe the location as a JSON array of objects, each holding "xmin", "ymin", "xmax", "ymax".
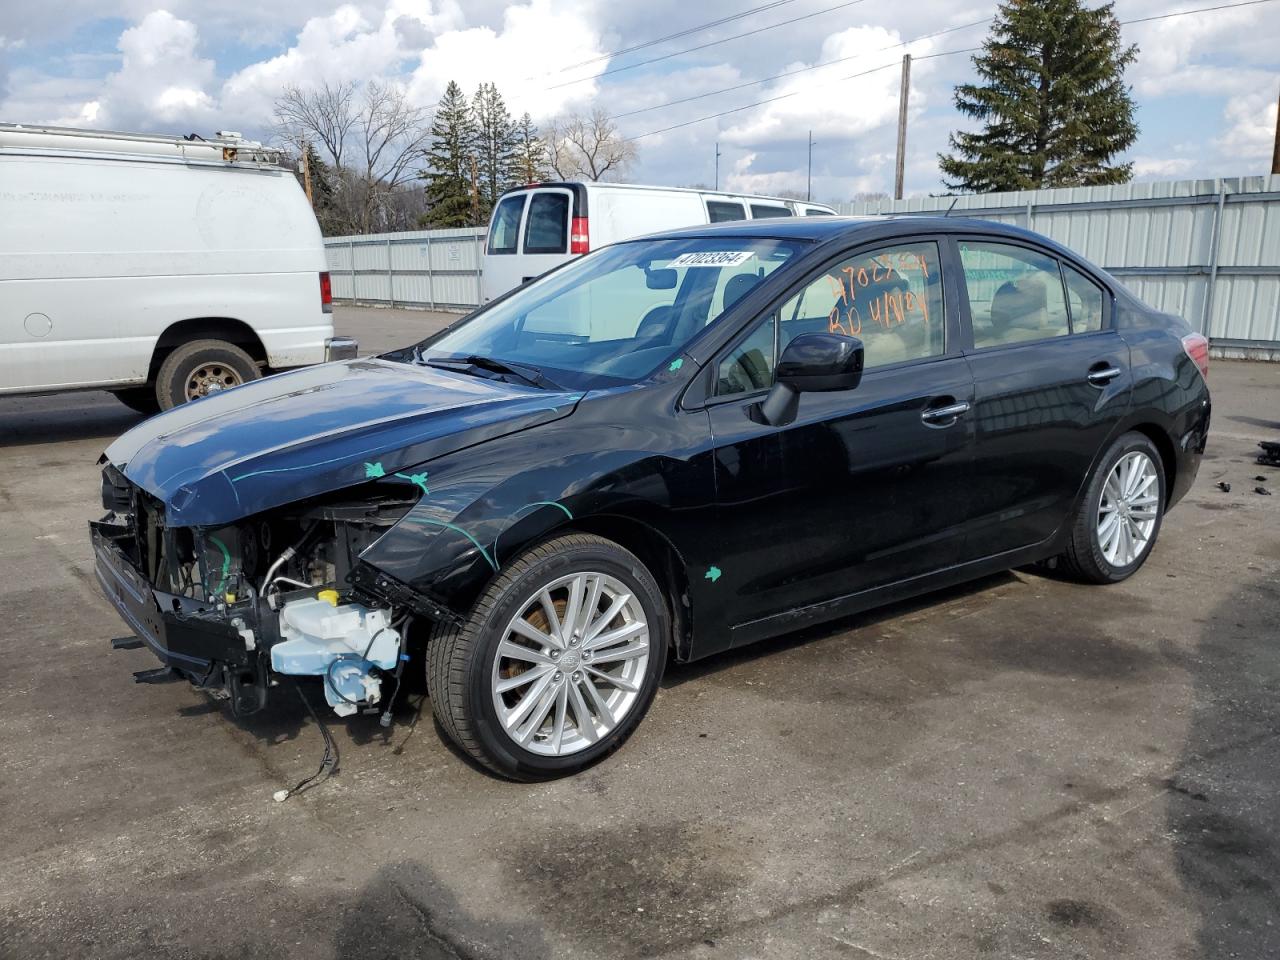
[
  {"xmin": 400, "ymin": 515, "xmax": 498, "ymax": 571},
  {"xmin": 668, "ymin": 358, "xmax": 684, "ymax": 372},
  {"xmin": 364, "ymin": 461, "xmax": 386, "ymax": 479},
  {"xmin": 208, "ymin": 536, "xmax": 232, "ymax": 594},
  {"xmin": 704, "ymin": 565, "xmax": 722, "ymax": 583},
  {"xmin": 393, "ymin": 471, "xmax": 430, "ymax": 496},
  {"xmin": 492, "ymin": 500, "xmax": 575, "ymax": 565}
]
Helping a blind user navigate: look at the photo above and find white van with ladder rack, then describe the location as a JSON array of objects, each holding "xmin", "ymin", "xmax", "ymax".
[
  {"xmin": 0, "ymin": 123, "xmax": 355, "ymax": 412},
  {"xmin": 481, "ymin": 181, "xmax": 836, "ymax": 302}
]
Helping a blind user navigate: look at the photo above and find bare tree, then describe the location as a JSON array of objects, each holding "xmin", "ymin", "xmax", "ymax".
[
  {"xmin": 273, "ymin": 80, "xmax": 431, "ymax": 235},
  {"xmin": 548, "ymin": 108, "xmax": 637, "ymax": 181},
  {"xmin": 273, "ymin": 81, "xmax": 358, "ymax": 170}
]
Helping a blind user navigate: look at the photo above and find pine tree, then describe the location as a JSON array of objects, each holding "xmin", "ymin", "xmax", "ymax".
[
  {"xmin": 300, "ymin": 143, "xmax": 342, "ymax": 235},
  {"xmin": 939, "ymin": 0, "xmax": 1138, "ymax": 193},
  {"xmin": 513, "ymin": 112, "xmax": 550, "ymax": 184},
  {"xmin": 422, "ymin": 81, "xmax": 476, "ymax": 228},
  {"xmin": 472, "ymin": 83, "xmax": 518, "ymax": 216}
]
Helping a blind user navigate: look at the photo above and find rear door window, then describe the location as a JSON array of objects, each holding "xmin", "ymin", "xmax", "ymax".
[
  {"xmin": 707, "ymin": 200, "xmax": 746, "ymax": 223},
  {"xmin": 959, "ymin": 241, "xmax": 1070, "ymax": 348},
  {"xmin": 524, "ymin": 192, "xmax": 570, "ymax": 255},
  {"xmin": 1063, "ymin": 263, "xmax": 1105, "ymax": 333},
  {"xmin": 487, "ymin": 194, "xmax": 525, "ymax": 255},
  {"xmin": 749, "ymin": 204, "xmax": 792, "ymax": 219}
]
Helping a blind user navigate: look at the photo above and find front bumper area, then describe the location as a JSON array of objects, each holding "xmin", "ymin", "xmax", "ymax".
[{"xmin": 91, "ymin": 519, "xmax": 266, "ymax": 714}]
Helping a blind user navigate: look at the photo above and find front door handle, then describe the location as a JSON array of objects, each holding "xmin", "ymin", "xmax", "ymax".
[
  {"xmin": 1087, "ymin": 364, "xmax": 1123, "ymax": 386},
  {"xmin": 921, "ymin": 401, "xmax": 971, "ymax": 426}
]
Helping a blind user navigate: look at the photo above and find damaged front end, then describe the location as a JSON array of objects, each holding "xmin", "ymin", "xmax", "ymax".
[{"xmin": 92, "ymin": 462, "xmax": 432, "ymax": 719}]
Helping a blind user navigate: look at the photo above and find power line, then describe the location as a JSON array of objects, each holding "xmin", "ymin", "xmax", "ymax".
[
  {"xmin": 613, "ymin": 17, "xmax": 991, "ymax": 121},
  {"xmin": 623, "ymin": 0, "xmax": 1279, "ymax": 142},
  {"xmin": 547, "ymin": 0, "xmax": 872, "ymax": 91},
  {"xmin": 553, "ymin": 1, "xmax": 799, "ymax": 74}
]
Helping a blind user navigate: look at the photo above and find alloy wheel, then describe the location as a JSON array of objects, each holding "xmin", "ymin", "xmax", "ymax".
[
  {"xmin": 491, "ymin": 571, "xmax": 650, "ymax": 756},
  {"xmin": 1096, "ymin": 450, "xmax": 1160, "ymax": 567}
]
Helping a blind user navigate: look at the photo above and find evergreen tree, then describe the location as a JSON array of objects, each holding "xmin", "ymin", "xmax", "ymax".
[
  {"xmin": 939, "ymin": 0, "xmax": 1138, "ymax": 192},
  {"xmin": 299, "ymin": 143, "xmax": 342, "ymax": 235},
  {"xmin": 422, "ymin": 80, "xmax": 476, "ymax": 228},
  {"xmin": 513, "ymin": 112, "xmax": 550, "ymax": 184},
  {"xmin": 472, "ymin": 83, "xmax": 518, "ymax": 215}
]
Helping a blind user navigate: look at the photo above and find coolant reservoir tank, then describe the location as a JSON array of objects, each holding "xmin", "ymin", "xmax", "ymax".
[{"xmin": 271, "ymin": 597, "xmax": 400, "ymax": 674}]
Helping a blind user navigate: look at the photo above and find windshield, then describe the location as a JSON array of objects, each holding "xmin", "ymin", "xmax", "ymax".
[{"xmin": 415, "ymin": 237, "xmax": 806, "ymax": 390}]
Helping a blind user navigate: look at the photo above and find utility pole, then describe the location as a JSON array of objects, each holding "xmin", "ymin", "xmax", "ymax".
[
  {"xmin": 1272, "ymin": 82, "xmax": 1280, "ymax": 175},
  {"xmin": 894, "ymin": 53, "xmax": 912, "ymax": 201},
  {"xmin": 807, "ymin": 130, "xmax": 815, "ymax": 201},
  {"xmin": 300, "ymin": 141, "xmax": 314, "ymax": 208},
  {"xmin": 715, "ymin": 141, "xmax": 721, "ymax": 190}
]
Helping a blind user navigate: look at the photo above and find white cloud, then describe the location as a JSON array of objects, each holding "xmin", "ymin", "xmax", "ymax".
[
  {"xmin": 1132, "ymin": 156, "xmax": 1194, "ymax": 179},
  {"xmin": 1219, "ymin": 91, "xmax": 1278, "ymax": 163}
]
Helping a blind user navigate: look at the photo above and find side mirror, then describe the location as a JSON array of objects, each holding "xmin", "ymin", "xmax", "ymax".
[
  {"xmin": 646, "ymin": 268, "xmax": 678, "ymax": 290},
  {"xmin": 758, "ymin": 332, "xmax": 863, "ymax": 426}
]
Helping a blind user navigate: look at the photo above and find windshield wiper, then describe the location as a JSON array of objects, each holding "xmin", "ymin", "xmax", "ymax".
[{"xmin": 425, "ymin": 355, "xmax": 562, "ymax": 390}]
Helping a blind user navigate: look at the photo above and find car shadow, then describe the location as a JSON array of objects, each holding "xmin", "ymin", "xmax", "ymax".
[
  {"xmin": 0, "ymin": 392, "xmax": 143, "ymax": 447},
  {"xmin": 661, "ymin": 570, "xmax": 1015, "ymax": 689},
  {"xmin": 1166, "ymin": 573, "xmax": 1280, "ymax": 957}
]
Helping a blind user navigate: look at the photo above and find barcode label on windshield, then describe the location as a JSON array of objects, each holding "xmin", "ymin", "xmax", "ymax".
[{"xmin": 668, "ymin": 251, "xmax": 755, "ymax": 268}]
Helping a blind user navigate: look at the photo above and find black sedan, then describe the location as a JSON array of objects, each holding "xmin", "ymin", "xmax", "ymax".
[{"xmin": 91, "ymin": 216, "xmax": 1211, "ymax": 780}]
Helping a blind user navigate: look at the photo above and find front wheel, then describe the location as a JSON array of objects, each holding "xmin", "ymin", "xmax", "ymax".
[
  {"xmin": 1060, "ymin": 431, "xmax": 1166, "ymax": 583},
  {"xmin": 426, "ymin": 533, "xmax": 668, "ymax": 780}
]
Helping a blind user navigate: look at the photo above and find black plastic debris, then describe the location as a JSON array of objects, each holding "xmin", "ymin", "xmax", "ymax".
[
  {"xmin": 1259, "ymin": 441, "xmax": 1280, "ymax": 467},
  {"xmin": 1255, "ymin": 475, "xmax": 1269, "ymax": 482},
  {"xmin": 1217, "ymin": 481, "xmax": 1232, "ymax": 492},
  {"xmin": 1256, "ymin": 486, "xmax": 1272, "ymax": 496}
]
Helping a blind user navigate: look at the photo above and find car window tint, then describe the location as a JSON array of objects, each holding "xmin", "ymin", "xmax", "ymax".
[
  {"xmin": 960, "ymin": 241, "xmax": 1069, "ymax": 348},
  {"xmin": 1063, "ymin": 262, "xmax": 1105, "ymax": 333},
  {"xmin": 775, "ymin": 241, "xmax": 944, "ymax": 370},
  {"xmin": 717, "ymin": 312, "xmax": 777, "ymax": 396},
  {"xmin": 487, "ymin": 195, "xmax": 525, "ymax": 255},
  {"xmin": 523, "ymin": 193, "xmax": 570, "ymax": 254},
  {"xmin": 750, "ymin": 204, "xmax": 792, "ymax": 218},
  {"xmin": 707, "ymin": 200, "xmax": 746, "ymax": 223}
]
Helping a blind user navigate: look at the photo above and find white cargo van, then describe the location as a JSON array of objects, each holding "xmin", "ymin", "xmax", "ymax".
[
  {"xmin": 481, "ymin": 181, "xmax": 836, "ymax": 301},
  {"xmin": 0, "ymin": 123, "xmax": 355, "ymax": 412}
]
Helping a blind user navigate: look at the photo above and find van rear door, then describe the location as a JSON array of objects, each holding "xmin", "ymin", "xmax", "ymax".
[{"xmin": 481, "ymin": 191, "xmax": 529, "ymax": 302}]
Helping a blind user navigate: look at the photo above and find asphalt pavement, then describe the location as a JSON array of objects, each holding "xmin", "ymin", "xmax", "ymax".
[{"xmin": 1, "ymin": 307, "xmax": 1278, "ymax": 959}]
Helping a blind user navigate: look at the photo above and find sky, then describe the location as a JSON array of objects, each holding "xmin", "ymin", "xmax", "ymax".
[{"xmin": 0, "ymin": 0, "xmax": 1276, "ymax": 203}]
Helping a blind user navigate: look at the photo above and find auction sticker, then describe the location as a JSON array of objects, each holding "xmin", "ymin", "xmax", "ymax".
[{"xmin": 668, "ymin": 251, "xmax": 755, "ymax": 267}]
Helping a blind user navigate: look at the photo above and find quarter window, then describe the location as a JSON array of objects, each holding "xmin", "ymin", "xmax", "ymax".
[
  {"xmin": 524, "ymin": 192, "xmax": 570, "ymax": 254},
  {"xmin": 487, "ymin": 195, "xmax": 524, "ymax": 255},
  {"xmin": 707, "ymin": 200, "xmax": 746, "ymax": 223},
  {"xmin": 959, "ymin": 241, "xmax": 1069, "ymax": 348},
  {"xmin": 1063, "ymin": 263, "xmax": 1105, "ymax": 333}
]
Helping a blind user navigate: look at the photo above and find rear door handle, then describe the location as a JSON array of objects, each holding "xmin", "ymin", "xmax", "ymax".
[
  {"xmin": 1087, "ymin": 365, "xmax": 1123, "ymax": 386},
  {"xmin": 921, "ymin": 401, "xmax": 971, "ymax": 426}
]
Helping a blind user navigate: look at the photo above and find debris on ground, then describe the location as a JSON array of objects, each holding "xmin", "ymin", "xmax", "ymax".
[
  {"xmin": 1217, "ymin": 481, "xmax": 1232, "ymax": 492},
  {"xmin": 1259, "ymin": 440, "xmax": 1280, "ymax": 467},
  {"xmin": 1256, "ymin": 486, "xmax": 1273, "ymax": 496}
]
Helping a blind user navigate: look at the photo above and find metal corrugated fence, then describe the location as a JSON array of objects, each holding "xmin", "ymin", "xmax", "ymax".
[
  {"xmin": 323, "ymin": 227, "xmax": 485, "ymax": 313},
  {"xmin": 837, "ymin": 175, "xmax": 1280, "ymax": 359},
  {"xmin": 323, "ymin": 176, "xmax": 1279, "ymax": 357}
]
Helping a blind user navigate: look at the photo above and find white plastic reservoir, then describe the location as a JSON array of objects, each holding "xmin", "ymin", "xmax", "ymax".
[{"xmin": 270, "ymin": 597, "xmax": 400, "ymax": 674}]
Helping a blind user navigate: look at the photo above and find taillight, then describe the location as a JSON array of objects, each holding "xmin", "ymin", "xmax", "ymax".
[
  {"xmin": 1182, "ymin": 332, "xmax": 1209, "ymax": 380},
  {"xmin": 570, "ymin": 216, "xmax": 590, "ymax": 255},
  {"xmin": 319, "ymin": 271, "xmax": 333, "ymax": 314}
]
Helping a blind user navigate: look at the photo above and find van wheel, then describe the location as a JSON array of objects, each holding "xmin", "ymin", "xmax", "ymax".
[
  {"xmin": 426, "ymin": 534, "xmax": 668, "ymax": 781},
  {"xmin": 156, "ymin": 340, "xmax": 260, "ymax": 409},
  {"xmin": 112, "ymin": 387, "xmax": 160, "ymax": 416}
]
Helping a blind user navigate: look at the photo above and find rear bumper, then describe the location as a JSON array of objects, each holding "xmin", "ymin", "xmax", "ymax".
[
  {"xmin": 325, "ymin": 336, "xmax": 359, "ymax": 362},
  {"xmin": 90, "ymin": 520, "xmax": 250, "ymax": 675}
]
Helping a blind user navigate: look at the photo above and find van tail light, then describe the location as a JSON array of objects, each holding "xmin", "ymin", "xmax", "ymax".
[
  {"xmin": 570, "ymin": 217, "xmax": 590, "ymax": 255},
  {"xmin": 319, "ymin": 271, "xmax": 333, "ymax": 314},
  {"xmin": 1181, "ymin": 332, "xmax": 1209, "ymax": 380}
]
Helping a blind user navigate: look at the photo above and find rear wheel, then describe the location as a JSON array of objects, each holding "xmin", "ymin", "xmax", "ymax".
[
  {"xmin": 426, "ymin": 533, "xmax": 668, "ymax": 781},
  {"xmin": 1061, "ymin": 431, "xmax": 1165, "ymax": 583},
  {"xmin": 156, "ymin": 339, "xmax": 259, "ymax": 410}
]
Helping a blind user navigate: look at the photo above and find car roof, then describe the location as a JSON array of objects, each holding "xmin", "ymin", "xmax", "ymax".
[{"xmin": 638, "ymin": 215, "xmax": 1059, "ymax": 246}]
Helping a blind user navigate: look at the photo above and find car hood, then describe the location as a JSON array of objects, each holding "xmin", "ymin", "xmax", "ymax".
[{"xmin": 105, "ymin": 358, "xmax": 583, "ymax": 527}]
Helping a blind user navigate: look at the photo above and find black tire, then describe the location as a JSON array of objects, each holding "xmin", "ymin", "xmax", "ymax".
[
  {"xmin": 155, "ymin": 339, "xmax": 260, "ymax": 410},
  {"xmin": 426, "ymin": 533, "xmax": 668, "ymax": 781},
  {"xmin": 112, "ymin": 387, "xmax": 161, "ymax": 416},
  {"xmin": 1060, "ymin": 431, "xmax": 1166, "ymax": 584}
]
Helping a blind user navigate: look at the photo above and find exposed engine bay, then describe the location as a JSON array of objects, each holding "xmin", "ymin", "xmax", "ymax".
[{"xmin": 92, "ymin": 463, "xmax": 423, "ymax": 719}]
